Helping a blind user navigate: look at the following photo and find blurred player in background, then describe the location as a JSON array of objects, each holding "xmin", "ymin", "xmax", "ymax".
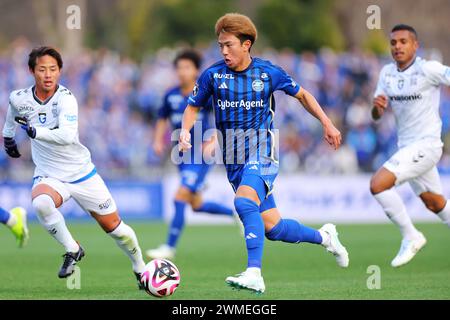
[
  {"xmin": 371, "ymin": 24, "xmax": 450, "ymax": 267},
  {"xmin": 179, "ymin": 13, "xmax": 349, "ymax": 294},
  {"xmin": 2, "ymin": 46, "xmax": 146, "ymax": 288},
  {"xmin": 146, "ymin": 50, "xmax": 235, "ymax": 260},
  {"xmin": 0, "ymin": 206, "xmax": 28, "ymax": 247}
]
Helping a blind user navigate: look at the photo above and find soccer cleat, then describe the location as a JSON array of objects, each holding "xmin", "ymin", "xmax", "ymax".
[
  {"xmin": 134, "ymin": 272, "xmax": 145, "ymax": 290},
  {"xmin": 225, "ymin": 270, "xmax": 265, "ymax": 294},
  {"xmin": 58, "ymin": 244, "xmax": 85, "ymax": 278},
  {"xmin": 391, "ymin": 233, "xmax": 427, "ymax": 268},
  {"xmin": 145, "ymin": 244, "xmax": 175, "ymax": 260},
  {"xmin": 319, "ymin": 223, "xmax": 349, "ymax": 268},
  {"xmin": 9, "ymin": 207, "xmax": 29, "ymax": 248}
]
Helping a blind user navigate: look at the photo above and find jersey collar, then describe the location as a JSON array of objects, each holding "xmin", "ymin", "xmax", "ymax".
[
  {"xmin": 397, "ymin": 57, "xmax": 416, "ymax": 73},
  {"xmin": 227, "ymin": 57, "xmax": 254, "ymax": 74},
  {"xmin": 32, "ymin": 85, "xmax": 59, "ymax": 105}
]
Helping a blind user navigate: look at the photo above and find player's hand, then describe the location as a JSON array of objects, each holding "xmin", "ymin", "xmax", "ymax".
[
  {"xmin": 15, "ymin": 117, "xmax": 36, "ymax": 139},
  {"xmin": 323, "ymin": 121, "xmax": 342, "ymax": 150},
  {"xmin": 3, "ymin": 137, "xmax": 21, "ymax": 158},
  {"xmin": 153, "ymin": 139, "xmax": 165, "ymax": 157},
  {"xmin": 178, "ymin": 128, "xmax": 192, "ymax": 152},
  {"xmin": 373, "ymin": 95, "xmax": 388, "ymax": 117}
]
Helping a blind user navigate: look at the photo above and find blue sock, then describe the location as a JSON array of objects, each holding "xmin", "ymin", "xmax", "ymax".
[
  {"xmin": 0, "ymin": 207, "xmax": 11, "ymax": 225},
  {"xmin": 193, "ymin": 202, "xmax": 233, "ymax": 216},
  {"xmin": 266, "ymin": 219, "xmax": 323, "ymax": 244},
  {"xmin": 166, "ymin": 201, "xmax": 186, "ymax": 248},
  {"xmin": 234, "ymin": 197, "xmax": 265, "ymax": 269}
]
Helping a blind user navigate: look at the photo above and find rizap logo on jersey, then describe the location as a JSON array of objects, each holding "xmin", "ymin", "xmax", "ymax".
[
  {"xmin": 214, "ymin": 73, "xmax": 234, "ymax": 79},
  {"xmin": 252, "ymin": 79, "xmax": 264, "ymax": 92},
  {"xmin": 38, "ymin": 113, "xmax": 47, "ymax": 124},
  {"xmin": 18, "ymin": 105, "xmax": 33, "ymax": 112},
  {"xmin": 217, "ymin": 99, "xmax": 264, "ymax": 110}
]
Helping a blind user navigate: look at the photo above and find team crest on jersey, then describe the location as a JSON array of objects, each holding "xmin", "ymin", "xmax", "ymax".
[
  {"xmin": 38, "ymin": 112, "xmax": 47, "ymax": 124},
  {"xmin": 252, "ymin": 79, "xmax": 264, "ymax": 92},
  {"xmin": 397, "ymin": 79, "xmax": 404, "ymax": 90}
]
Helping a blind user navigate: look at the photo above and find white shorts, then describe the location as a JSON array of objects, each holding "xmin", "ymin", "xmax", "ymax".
[
  {"xmin": 32, "ymin": 173, "xmax": 117, "ymax": 215},
  {"xmin": 383, "ymin": 140, "xmax": 443, "ymax": 196}
]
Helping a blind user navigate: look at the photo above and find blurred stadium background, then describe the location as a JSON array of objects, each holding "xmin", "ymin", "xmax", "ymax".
[{"xmin": 1, "ymin": 0, "xmax": 450, "ymax": 224}]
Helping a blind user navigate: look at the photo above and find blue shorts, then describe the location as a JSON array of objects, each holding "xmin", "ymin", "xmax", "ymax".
[
  {"xmin": 178, "ymin": 163, "xmax": 211, "ymax": 193},
  {"xmin": 227, "ymin": 158, "xmax": 278, "ymax": 211}
]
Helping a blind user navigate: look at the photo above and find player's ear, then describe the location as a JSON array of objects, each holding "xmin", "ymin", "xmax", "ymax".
[{"xmin": 243, "ymin": 39, "xmax": 252, "ymax": 52}]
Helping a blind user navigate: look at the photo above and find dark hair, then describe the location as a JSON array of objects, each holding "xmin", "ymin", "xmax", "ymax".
[
  {"xmin": 391, "ymin": 24, "xmax": 418, "ymax": 39},
  {"xmin": 174, "ymin": 49, "xmax": 202, "ymax": 70},
  {"xmin": 28, "ymin": 46, "xmax": 63, "ymax": 71}
]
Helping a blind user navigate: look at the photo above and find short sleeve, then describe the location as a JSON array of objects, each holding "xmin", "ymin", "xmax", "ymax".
[
  {"xmin": 422, "ymin": 60, "xmax": 450, "ymax": 87},
  {"xmin": 272, "ymin": 65, "xmax": 301, "ymax": 96},
  {"xmin": 374, "ymin": 66, "xmax": 387, "ymax": 97},
  {"xmin": 188, "ymin": 69, "xmax": 212, "ymax": 107}
]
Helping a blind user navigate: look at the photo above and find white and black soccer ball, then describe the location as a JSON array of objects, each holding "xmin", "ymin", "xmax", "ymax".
[{"xmin": 140, "ymin": 259, "xmax": 180, "ymax": 297}]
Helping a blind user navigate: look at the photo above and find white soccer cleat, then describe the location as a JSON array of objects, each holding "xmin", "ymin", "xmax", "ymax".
[
  {"xmin": 391, "ymin": 233, "xmax": 427, "ymax": 268},
  {"xmin": 225, "ymin": 269, "xmax": 265, "ymax": 294},
  {"xmin": 319, "ymin": 223, "xmax": 349, "ymax": 268},
  {"xmin": 145, "ymin": 244, "xmax": 176, "ymax": 260}
]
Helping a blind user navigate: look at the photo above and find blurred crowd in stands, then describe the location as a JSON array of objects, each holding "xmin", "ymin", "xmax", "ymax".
[{"xmin": 1, "ymin": 38, "xmax": 450, "ymax": 181}]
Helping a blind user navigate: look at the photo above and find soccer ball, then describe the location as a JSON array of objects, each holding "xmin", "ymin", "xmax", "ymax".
[{"xmin": 140, "ymin": 259, "xmax": 180, "ymax": 297}]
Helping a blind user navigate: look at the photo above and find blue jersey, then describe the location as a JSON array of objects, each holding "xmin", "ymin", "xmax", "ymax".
[{"xmin": 188, "ymin": 57, "xmax": 300, "ymax": 171}]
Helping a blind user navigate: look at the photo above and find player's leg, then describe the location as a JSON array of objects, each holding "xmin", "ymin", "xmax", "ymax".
[
  {"xmin": 0, "ymin": 206, "xmax": 28, "ymax": 247},
  {"xmin": 225, "ymin": 175, "xmax": 265, "ymax": 293},
  {"xmin": 69, "ymin": 173, "xmax": 146, "ymax": 288},
  {"xmin": 31, "ymin": 179, "xmax": 83, "ymax": 278},
  {"xmin": 414, "ymin": 166, "xmax": 450, "ymax": 228},
  {"xmin": 261, "ymin": 195, "xmax": 349, "ymax": 267}
]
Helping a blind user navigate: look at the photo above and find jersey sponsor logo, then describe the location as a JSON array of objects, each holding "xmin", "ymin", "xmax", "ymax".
[
  {"xmin": 18, "ymin": 105, "xmax": 33, "ymax": 112},
  {"xmin": 389, "ymin": 93, "xmax": 422, "ymax": 102},
  {"xmin": 218, "ymin": 82, "xmax": 228, "ymax": 89},
  {"xmin": 38, "ymin": 112, "xmax": 47, "ymax": 124},
  {"xmin": 252, "ymin": 79, "xmax": 264, "ymax": 92},
  {"xmin": 217, "ymin": 99, "xmax": 264, "ymax": 110},
  {"xmin": 52, "ymin": 101, "xmax": 58, "ymax": 118},
  {"xmin": 213, "ymin": 73, "xmax": 234, "ymax": 79},
  {"xmin": 261, "ymin": 72, "xmax": 268, "ymax": 79}
]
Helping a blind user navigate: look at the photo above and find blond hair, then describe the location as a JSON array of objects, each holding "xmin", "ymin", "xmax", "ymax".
[{"xmin": 215, "ymin": 13, "xmax": 257, "ymax": 47}]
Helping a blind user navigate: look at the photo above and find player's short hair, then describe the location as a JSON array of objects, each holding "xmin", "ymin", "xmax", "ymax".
[
  {"xmin": 28, "ymin": 46, "xmax": 63, "ymax": 71},
  {"xmin": 174, "ymin": 49, "xmax": 202, "ymax": 70},
  {"xmin": 215, "ymin": 13, "xmax": 258, "ymax": 49},
  {"xmin": 391, "ymin": 24, "xmax": 418, "ymax": 40}
]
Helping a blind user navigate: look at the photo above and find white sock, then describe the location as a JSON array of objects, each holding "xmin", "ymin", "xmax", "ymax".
[
  {"xmin": 6, "ymin": 212, "xmax": 17, "ymax": 228},
  {"xmin": 33, "ymin": 195, "xmax": 79, "ymax": 252},
  {"xmin": 373, "ymin": 189, "xmax": 420, "ymax": 240},
  {"xmin": 437, "ymin": 201, "xmax": 450, "ymax": 228},
  {"xmin": 108, "ymin": 221, "xmax": 146, "ymax": 273},
  {"xmin": 246, "ymin": 267, "xmax": 261, "ymax": 277}
]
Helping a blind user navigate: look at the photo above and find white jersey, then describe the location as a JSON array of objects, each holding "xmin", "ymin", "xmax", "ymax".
[
  {"xmin": 2, "ymin": 84, "xmax": 95, "ymax": 182},
  {"xmin": 374, "ymin": 57, "xmax": 450, "ymax": 148}
]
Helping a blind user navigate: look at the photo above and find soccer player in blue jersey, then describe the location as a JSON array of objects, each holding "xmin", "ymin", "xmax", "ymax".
[
  {"xmin": 146, "ymin": 50, "xmax": 235, "ymax": 260},
  {"xmin": 179, "ymin": 13, "xmax": 349, "ymax": 293},
  {"xmin": 0, "ymin": 206, "xmax": 28, "ymax": 247}
]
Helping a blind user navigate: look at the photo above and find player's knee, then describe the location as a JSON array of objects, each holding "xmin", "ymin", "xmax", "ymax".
[
  {"xmin": 423, "ymin": 199, "xmax": 444, "ymax": 213},
  {"xmin": 370, "ymin": 176, "xmax": 385, "ymax": 195},
  {"xmin": 265, "ymin": 220, "xmax": 284, "ymax": 241},
  {"xmin": 234, "ymin": 197, "xmax": 258, "ymax": 217},
  {"xmin": 32, "ymin": 194, "xmax": 55, "ymax": 216}
]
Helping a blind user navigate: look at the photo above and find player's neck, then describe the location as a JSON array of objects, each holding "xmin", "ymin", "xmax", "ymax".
[
  {"xmin": 233, "ymin": 55, "xmax": 252, "ymax": 72},
  {"xmin": 34, "ymin": 85, "xmax": 57, "ymax": 102},
  {"xmin": 180, "ymin": 82, "xmax": 195, "ymax": 96},
  {"xmin": 396, "ymin": 56, "xmax": 416, "ymax": 72}
]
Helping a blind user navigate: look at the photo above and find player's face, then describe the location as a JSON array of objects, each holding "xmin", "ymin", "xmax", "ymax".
[
  {"xmin": 218, "ymin": 32, "xmax": 251, "ymax": 70},
  {"xmin": 175, "ymin": 59, "xmax": 198, "ymax": 87},
  {"xmin": 30, "ymin": 55, "xmax": 61, "ymax": 93},
  {"xmin": 390, "ymin": 30, "xmax": 418, "ymax": 66}
]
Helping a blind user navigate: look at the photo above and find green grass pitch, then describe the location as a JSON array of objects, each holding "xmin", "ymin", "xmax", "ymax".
[{"xmin": 0, "ymin": 222, "xmax": 449, "ymax": 299}]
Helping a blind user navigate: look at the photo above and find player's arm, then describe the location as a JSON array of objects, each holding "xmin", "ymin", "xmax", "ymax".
[
  {"xmin": 179, "ymin": 105, "xmax": 200, "ymax": 152},
  {"xmin": 295, "ymin": 87, "xmax": 342, "ymax": 150},
  {"xmin": 2, "ymin": 98, "xmax": 21, "ymax": 158},
  {"xmin": 423, "ymin": 60, "xmax": 450, "ymax": 87},
  {"xmin": 20, "ymin": 94, "xmax": 78, "ymax": 145},
  {"xmin": 372, "ymin": 67, "xmax": 388, "ymax": 121},
  {"xmin": 153, "ymin": 118, "xmax": 169, "ymax": 156}
]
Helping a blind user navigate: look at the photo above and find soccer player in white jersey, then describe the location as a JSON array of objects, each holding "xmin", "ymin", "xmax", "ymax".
[
  {"xmin": 2, "ymin": 47, "xmax": 146, "ymax": 287},
  {"xmin": 371, "ymin": 25, "xmax": 450, "ymax": 267}
]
